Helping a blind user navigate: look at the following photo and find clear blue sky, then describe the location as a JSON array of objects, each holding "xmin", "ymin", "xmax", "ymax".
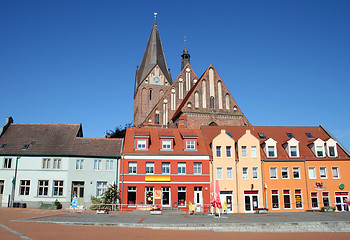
[{"xmin": 1, "ymin": 1, "xmax": 350, "ymax": 150}]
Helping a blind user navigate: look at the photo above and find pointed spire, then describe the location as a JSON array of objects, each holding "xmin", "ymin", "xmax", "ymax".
[
  {"xmin": 181, "ymin": 36, "xmax": 191, "ymax": 70},
  {"xmin": 135, "ymin": 14, "xmax": 172, "ymax": 95}
]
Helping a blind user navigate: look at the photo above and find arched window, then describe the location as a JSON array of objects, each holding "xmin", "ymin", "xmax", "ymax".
[
  {"xmin": 171, "ymin": 88, "xmax": 176, "ymax": 110},
  {"xmin": 186, "ymin": 68, "xmax": 191, "ymax": 91},
  {"xmin": 155, "ymin": 114, "xmax": 159, "ymax": 124},
  {"xmin": 202, "ymin": 80, "xmax": 207, "ymax": 108},
  {"xmin": 218, "ymin": 81, "xmax": 222, "ymax": 109},
  {"xmin": 225, "ymin": 94, "xmax": 230, "ymax": 110},
  {"xmin": 210, "ymin": 96, "xmax": 215, "ymax": 109},
  {"xmin": 194, "ymin": 91, "xmax": 199, "ymax": 108},
  {"xmin": 179, "ymin": 78, "xmax": 184, "ymax": 99},
  {"xmin": 149, "ymin": 89, "xmax": 153, "ymax": 100}
]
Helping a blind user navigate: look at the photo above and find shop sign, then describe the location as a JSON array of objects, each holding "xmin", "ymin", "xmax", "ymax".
[
  {"xmin": 155, "ymin": 190, "xmax": 162, "ymax": 199},
  {"xmin": 295, "ymin": 196, "xmax": 302, "ymax": 203},
  {"xmin": 314, "ymin": 181, "xmax": 326, "ymax": 190},
  {"xmin": 339, "ymin": 183, "xmax": 345, "ymax": 190}
]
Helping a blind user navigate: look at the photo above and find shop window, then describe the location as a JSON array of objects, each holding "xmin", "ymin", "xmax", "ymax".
[
  {"xmin": 283, "ymin": 190, "xmax": 291, "ymax": 209},
  {"xmin": 295, "ymin": 189, "xmax": 302, "ymax": 209},
  {"xmin": 272, "ymin": 190, "xmax": 279, "ymax": 209},
  {"xmin": 145, "ymin": 187, "xmax": 154, "ymax": 205},
  {"xmin": 178, "ymin": 187, "xmax": 186, "ymax": 206},
  {"xmin": 322, "ymin": 192, "xmax": 330, "ymax": 207},
  {"xmin": 127, "ymin": 187, "xmax": 136, "ymax": 205},
  {"xmin": 311, "ymin": 192, "xmax": 319, "ymax": 208}
]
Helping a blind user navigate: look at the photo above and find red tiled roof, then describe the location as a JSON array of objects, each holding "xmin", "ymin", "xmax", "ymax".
[
  {"xmin": 0, "ymin": 123, "xmax": 122, "ymax": 157},
  {"xmin": 201, "ymin": 126, "xmax": 350, "ymax": 160},
  {"xmin": 123, "ymin": 127, "xmax": 210, "ymax": 155}
]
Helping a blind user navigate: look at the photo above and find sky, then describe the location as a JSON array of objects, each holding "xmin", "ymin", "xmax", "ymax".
[{"xmin": 1, "ymin": 0, "xmax": 350, "ymax": 150}]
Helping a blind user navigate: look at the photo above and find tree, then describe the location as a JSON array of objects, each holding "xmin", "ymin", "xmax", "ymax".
[
  {"xmin": 102, "ymin": 183, "xmax": 120, "ymax": 205},
  {"xmin": 106, "ymin": 122, "xmax": 132, "ymax": 138}
]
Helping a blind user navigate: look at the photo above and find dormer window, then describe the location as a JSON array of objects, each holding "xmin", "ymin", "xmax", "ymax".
[
  {"xmin": 263, "ymin": 138, "xmax": 277, "ymax": 158},
  {"xmin": 186, "ymin": 140, "xmax": 196, "ymax": 150},
  {"xmin": 285, "ymin": 138, "xmax": 299, "ymax": 158},
  {"xmin": 326, "ymin": 138, "xmax": 338, "ymax": 158},
  {"xmin": 137, "ymin": 139, "xmax": 147, "ymax": 150},
  {"xmin": 181, "ymin": 130, "xmax": 198, "ymax": 151},
  {"xmin": 316, "ymin": 146, "xmax": 324, "ymax": 157},
  {"xmin": 290, "ymin": 146, "xmax": 298, "ymax": 157},
  {"xmin": 309, "ymin": 138, "xmax": 326, "ymax": 158},
  {"xmin": 162, "ymin": 140, "xmax": 172, "ymax": 150}
]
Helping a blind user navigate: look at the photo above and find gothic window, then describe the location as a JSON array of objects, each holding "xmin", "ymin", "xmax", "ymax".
[
  {"xmin": 149, "ymin": 89, "xmax": 153, "ymax": 100},
  {"xmin": 210, "ymin": 96, "xmax": 215, "ymax": 109},
  {"xmin": 194, "ymin": 91, "xmax": 199, "ymax": 108},
  {"xmin": 179, "ymin": 78, "xmax": 184, "ymax": 99},
  {"xmin": 225, "ymin": 94, "xmax": 230, "ymax": 110},
  {"xmin": 186, "ymin": 68, "xmax": 191, "ymax": 91},
  {"xmin": 155, "ymin": 114, "xmax": 159, "ymax": 124},
  {"xmin": 218, "ymin": 81, "xmax": 223, "ymax": 109},
  {"xmin": 171, "ymin": 88, "xmax": 176, "ymax": 110},
  {"xmin": 202, "ymin": 80, "xmax": 207, "ymax": 108},
  {"xmin": 209, "ymin": 68, "xmax": 215, "ymax": 97},
  {"xmin": 163, "ymin": 99, "xmax": 168, "ymax": 126}
]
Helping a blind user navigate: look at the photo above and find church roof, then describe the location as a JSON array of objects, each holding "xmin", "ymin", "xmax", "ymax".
[{"xmin": 135, "ymin": 20, "xmax": 172, "ymax": 95}]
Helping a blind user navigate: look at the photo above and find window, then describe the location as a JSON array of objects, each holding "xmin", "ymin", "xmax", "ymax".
[
  {"xmin": 145, "ymin": 187, "xmax": 154, "ymax": 204},
  {"xmin": 322, "ymin": 192, "xmax": 330, "ymax": 207},
  {"xmin": 216, "ymin": 146, "xmax": 222, "ymax": 158},
  {"xmin": 42, "ymin": 158, "xmax": 51, "ymax": 169},
  {"xmin": 106, "ymin": 160, "xmax": 113, "ymax": 171},
  {"xmin": 128, "ymin": 162, "xmax": 137, "ymax": 174},
  {"xmin": 290, "ymin": 146, "xmax": 298, "ymax": 157},
  {"xmin": 308, "ymin": 167, "xmax": 316, "ymax": 179},
  {"xmin": 242, "ymin": 167, "xmax": 248, "ymax": 179},
  {"xmin": 210, "ymin": 96, "xmax": 215, "ymax": 109},
  {"xmin": 146, "ymin": 162, "xmax": 154, "ymax": 174},
  {"xmin": 0, "ymin": 180, "xmax": 4, "ymax": 195},
  {"xmin": 97, "ymin": 181, "xmax": 107, "ymax": 197},
  {"xmin": 38, "ymin": 180, "xmax": 49, "ymax": 196},
  {"xmin": 20, "ymin": 180, "xmax": 30, "ymax": 196},
  {"xmin": 127, "ymin": 187, "xmax": 136, "ymax": 205},
  {"xmin": 332, "ymin": 167, "xmax": 340, "ymax": 179},
  {"xmin": 3, "ymin": 158, "xmax": 12, "ymax": 169},
  {"xmin": 178, "ymin": 162, "xmax": 186, "ymax": 174},
  {"xmin": 226, "ymin": 146, "xmax": 232, "ymax": 158},
  {"xmin": 53, "ymin": 180, "xmax": 64, "ymax": 196},
  {"xmin": 316, "ymin": 146, "xmax": 324, "ymax": 157},
  {"xmin": 53, "ymin": 159, "xmax": 61, "ymax": 169},
  {"xmin": 193, "ymin": 162, "xmax": 202, "ymax": 175},
  {"xmin": 241, "ymin": 146, "xmax": 247, "ymax": 158},
  {"xmin": 194, "ymin": 91, "xmax": 199, "ymax": 108},
  {"xmin": 225, "ymin": 94, "xmax": 230, "ymax": 110},
  {"xmin": 272, "ymin": 190, "xmax": 279, "ymax": 209},
  {"xmin": 281, "ymin": 167, "xmax": 289, "ymax": 179},
  {"xmin": 0, "ymin": 143, "xmax": 7, "ymax": 149},
  {"xmin": 268, "ymin": 146, "xmax": 275, "ymax": 157},
  {"xmin": 320, "ymin": 167, "xmax": 327, "ymax": 179},
  {"xmin": 94, "ymin": 160, "xmax": 102, "ymax": 170},
  {"xmin": 251, "ymin": 146, "xmax": 257, "ymax": 158},
  {"xmin": 76, "ymin": 159, "xmax": 84, "ymax": 170},
  {"xmin": 162, "ymin": 140, "xmax": 172, "ymax": 150},
  {"xmin": 162, "ymin": 162, "xmax": 170, "ymax": 174},
  {"xmin": 217, "ymin": 168, "xmax": 222, "ymax": 180},
  {"xmin": 227, "ymin": 167, "xmax": 233, "ymax": 180},
  {"xmin": 252, "ymin": 167, "xmax": 258, "ymax": 179},
  {"xmin": 328, "ymin": 146, "xmax": 335, "ymax": 157},
  {"xmin": 178, "ymin": 187, "xmax": 186, "ymax": 206},
  {"xmin": 286, "ymin": 133, "xmax": 295, "ymax": 138},
  {"xmin": 306, "ymin": 133, "xmax": 314, "ymax": 138},
  {"xmin": 155, "ymin": 114, "xmax": 159, "ymax": 124},
  {"xmin": 137, "ymin": 140, "xmax": 147, "ymax": 150},
  {"xmin": 293, "ymin": 167, "xmax": 300, "ymax": 179},
  {"xmin": 283, "ymin": 190, "xmax": 291, "ymax": 209},
  {"xmin": 258, "ymin": 133, "xmax": 266, "ymax": 139},
  {"xmin": 270, "ymin": 167, "xmax": 277, "ymax": 179},
  {"xmin": 295, "ymin": 189, "xmax": 303, "ymax": 209},
  {"xmin": 186, "ymin": 140, "xmax": 196, "ymax": 150},
  {"xmin": 311, "ymin": 192, "xmax": 318, "ymax": 208}
]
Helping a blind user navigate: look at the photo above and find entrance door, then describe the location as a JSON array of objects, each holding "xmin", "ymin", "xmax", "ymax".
[
  {"xmin": 162, "ymin": 187, "xmax": 170, "ymax": 206},
  {"xmin": 145, "ymin": 187, "xmax": 154, "ymax": 205},
  {"xmin": 72, "ymin": 182, "xmax": 85, "ymax": 205},
  {"xmin": 335, "ymin": 192, "xmax": 349, "ymax": 211},
  {"xmin": 0, "ymin": 180, "xmax": 4, "ymax": 207},
  {"xmin": 244, "ymin": 191, "xmax": 259, "ymax": 212},
  {"xmin": 220, "ymin": 191, "xmax": 233, "ymax": 213},
  {"xmin": 194, "ymin": 187, "xmax": 203, "ymax": 212}
]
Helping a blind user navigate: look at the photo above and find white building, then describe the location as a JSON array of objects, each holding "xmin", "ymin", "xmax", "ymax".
[{"xmin": 0, "ymin": 117, "xmax": 123, "ymax": 208}]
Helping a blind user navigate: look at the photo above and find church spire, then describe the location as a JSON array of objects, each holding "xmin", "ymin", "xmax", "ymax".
[
  {"xmin": 134, "ymin": 14, "xmax": 172, "ymax": 96},
  {"xmin": 181, "ymin": 36, "xmax": 191, "ymax": 70}
]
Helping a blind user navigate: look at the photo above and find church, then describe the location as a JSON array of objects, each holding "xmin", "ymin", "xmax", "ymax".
[{"xmin": 133, "ymin": 18, "xmax": 250, "ymax": 129}]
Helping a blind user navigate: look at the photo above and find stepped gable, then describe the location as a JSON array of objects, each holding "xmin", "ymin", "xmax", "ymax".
[{"xmin": 171, "ymin": 64, "xmax": 251, "ymax": 128}]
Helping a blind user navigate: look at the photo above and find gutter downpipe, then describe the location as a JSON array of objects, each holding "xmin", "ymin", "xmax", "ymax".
[
  {"xmin": 235, "ymin": 158, "xmax": 239, "ymax": 213},
  {"xmin": 261, "ymin": 159, "xmax": 267, "ymax": 209},
  {"xmin": 303, "ymin": 159, "xmax": 310, "ymax": 211},
  {"xmin": 11, "ymin": 156, "xmax": 20, "ymax": 207},
  {"xmin": 120, "ymin": 154, "xmax": 125, "ymax": 211}
]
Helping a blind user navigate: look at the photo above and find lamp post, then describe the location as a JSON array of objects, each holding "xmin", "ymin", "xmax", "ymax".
[{"xmin": 10, "ymin": 156, "xmax": 20, "ymax": 207}]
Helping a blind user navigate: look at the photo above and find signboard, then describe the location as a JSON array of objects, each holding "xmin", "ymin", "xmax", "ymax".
[
  {"xmin": 295, "ymin": 196, "xmax": 302, "ymax": 203},
  {"xmin": 155, "ymin": 190, "xmax": 162, "ymax": 199},
  {"xmin": 313, "ymin": 181, "xmax": 326, "ymax": 191}
]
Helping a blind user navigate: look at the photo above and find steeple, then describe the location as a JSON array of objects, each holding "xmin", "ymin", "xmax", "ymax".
[
  {"xmin": 134, "ymin": 14, "xmax": 172, "ymax": 96},
  {"xmin": 181, "ymin": 37, "xmax": 191, "ymax": 70}
]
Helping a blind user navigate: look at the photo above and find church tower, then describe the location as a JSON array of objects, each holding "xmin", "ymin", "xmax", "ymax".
[
  {"xmin": 181, "ymin": 38, "xmax": 190, "ymax": 71},
  {"xmin": 134, "ymin": 15, "xmax": 172, "ymax": 127}
]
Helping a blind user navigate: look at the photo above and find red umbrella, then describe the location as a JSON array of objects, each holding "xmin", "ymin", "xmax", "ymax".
[
  {"xmin": 215, "ymin": 180, "xmax": 222, "ymax": 209},
  {"xmin": 210, "ymin": 182, "xmax": 216, "ymax": 207}
]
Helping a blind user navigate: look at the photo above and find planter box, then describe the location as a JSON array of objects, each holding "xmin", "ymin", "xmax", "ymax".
[{"xmin": 150, "ymin": 210, "xmax": 162, "ymax": 215}]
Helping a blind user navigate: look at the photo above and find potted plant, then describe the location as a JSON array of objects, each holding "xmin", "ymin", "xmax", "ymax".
[
  {"xmin": 54, "ymin": 199, "xmax": 62, "ymax": 209},
  {"xmin": 321, "ymin": 206, "xmax": 335, "ymax": 212},
  {"xmin": 150, "ymin": 206, "xmax": 162, "ymax": 215}
]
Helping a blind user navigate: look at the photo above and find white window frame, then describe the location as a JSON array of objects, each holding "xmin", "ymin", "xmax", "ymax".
[
  {"xmin": 94, "ymin": 159, "xmax": 102, "ymax": 171},
  {"xmin": 106, "ymin": 160, "xmax": 113, "ymax": 171},
  {"xmin": 137, "ymin": 139, "xmax": 147, "ymax": 150},
  {"xmin": 271, "ymin": 190, "xmax": 279, "ymax": 209},
  {"xmin": 227, "ymin": 167, "xmax": 233, "ymax": 180},
  {"xmin": 162, "ymin": 162, "xmax": 170, "ymax": 174},
  {"xmin": 252, "ymin": 167, "xmax": 258, "ymax": 179},
  {"xmin": 281, "ymin": 167, "xmax": 289, "ymax": 179},
  {"xmin": 290, "ymin": 146, "xmax": 298, "ymax": 157},
  {"xmin": 42, "ymin": 158, "xmax": 51, "ymax": 169},
  {"xmin": 251, "ymin": 146, "xmax": 257, "ymax": 158},
  {"xmin": 332, "ymin": 167, "xmax": 340, "ymax": 179},
  {"xmin": 270, "ymin": 167, "xmax": 277, "ymax": 179},
  {"xmin": 241, "ymin": 146, "xmax": 247, "ymax": 158},
  {"xmin": 217, "ymin": 167, "xmax": 222, "ymax": 180},
  {"xmin": 283, "ymin": 190, "xmax": 291, "ymax": 209},
  {"xmin": 216, "ymin": 146, "xmax": 222, "ymax": 158},
  {"xmin": 316, "ymin": 146, "xmax": 324, "ymax": 157},
  {"xmin": 193, "ymin": 162, "xmax": 202, "ymax": 175},
  {"xmin": 146, "ymin": 162, "xmax": 154, "ymax": 174},
  {"xmin": 242, "ymin": 167, "xmax": 248, "ymax": 179},
  {"xmin": 308, "ymin": 167, "xmax": 316, "ymax": 179},
  {"xmin": 20, "ymin": 180, "xmax": 31, "ymax": 196},
  {"xmin": 3, "ymin": 158, "xmax": 12, "ymax": 169},
  {"xmin": 178, "ymin": 162, "xmax": 186, "ymax": 175},
  {"xmin": 320, "ymin": 167, "xmax": 327, "ymax": 179},
  {"xmin": 38, "ymin": 180, "xmax": 49, "ymax": 197},
  {"xmin": 53, "ymin": 180, "xmax": 64, "ymax": 196},
  {"xmin": 226, "ymin": 146, "xmax": 232, "ymax": 158},
  {"xmin": 53, "ymin": 159, "xmax": 61, "ymax": 170},
  {"xmin": 293, "ymin": 167, "xmax": 300, "ymax": 179},
  {"xmin": 268, "ymin": 146, "xmax": 276, "ymax": 158},
  {"xmin": 129, "ymin": 162, "xmax": 137, "ymax": 174},
  {"xmin": 76, "ymin": 159, "xmax": 84, "ymax": 170},
  {"xmin": 295, "ymin": 189, "xmax": 303, "ymax": 209},
  {"xmin": 97, "ymin": 181, "xmax": 108, "ymax": 197},
  {"xmin": 311, "ymin": 192, "xmax": 319, "ymax": 209},
  {"xmin": 186, "ymin": 140, "xmax": 196, "ymax": 150},
  {"xmin": 162, "ymin": 140, "xmax": 172, "ymax": 150}
]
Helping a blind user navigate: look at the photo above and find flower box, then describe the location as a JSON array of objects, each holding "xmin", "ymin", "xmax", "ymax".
[{"xmin": 150, "ymin": 210, "xmax": 162, "ymax": 215}]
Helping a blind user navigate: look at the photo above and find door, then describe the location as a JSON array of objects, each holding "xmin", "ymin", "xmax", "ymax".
[
  {"xmin": 0, "ymin": 180, "xmax": 4, "ymax": 207},
  {"xmin": 72, "ymin": 182, "xmax": 85, "ymax": 205},
  {"xmin": 220, "ymin": 191, "xmax": 233, "ymax": 213},
  {"xmin": 194, "ymin": 187, "xmax": 203, "ymax": 212},
  {"xmin": 335, "ymin": 192, "xmax": 349, "ymax": 211},
  {"xmin": 145, "ymin": 187, "xmax": 154, "ymax": 205},
  {"xmin": 161, "ymin": 187, "xmax": 170, "ymax": 206},
  {"xmin": 244, "ymin": 191, "xmax": 259, "ymax": 212}
]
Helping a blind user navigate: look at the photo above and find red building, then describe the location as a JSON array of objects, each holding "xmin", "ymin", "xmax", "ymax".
[{"xmin": 120, "ymin": 128, "xmax": 211, "ymax": 212}]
